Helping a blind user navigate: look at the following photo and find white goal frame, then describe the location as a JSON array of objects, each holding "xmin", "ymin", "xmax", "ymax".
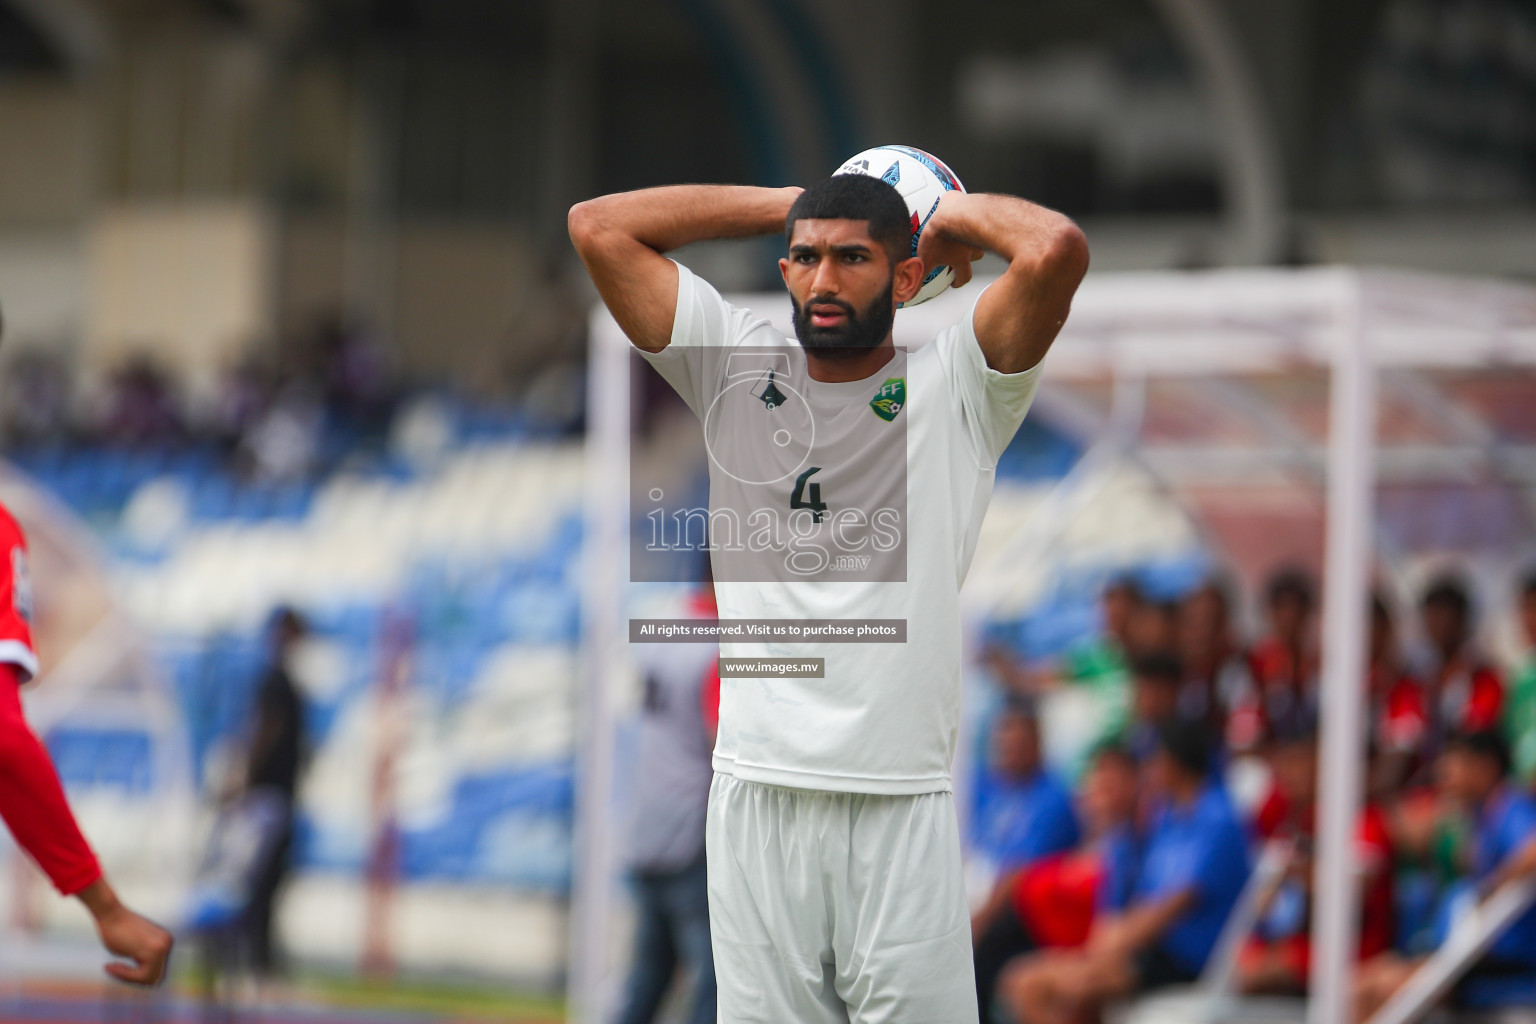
[{"xmin": 576, "ymin": 266, "xmax": 1536, "ymax": 1024}]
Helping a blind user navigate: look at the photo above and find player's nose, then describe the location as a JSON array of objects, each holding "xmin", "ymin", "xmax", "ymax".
[{"xmin": 809, "ymin": 256, "xmax": 840, "ymax": 296}]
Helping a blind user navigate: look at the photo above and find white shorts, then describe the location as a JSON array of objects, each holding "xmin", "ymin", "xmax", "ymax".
[{"xmin": 706, "ymin": 773, "xmax": 978, "ymax": 1024}]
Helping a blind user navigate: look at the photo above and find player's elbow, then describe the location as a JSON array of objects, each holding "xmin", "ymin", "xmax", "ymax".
[
  {"xmin": 1040, "ymin": 218, "xmax": 1089, "ymax": 283},
  {"xmin": 571, "ymin": 198, "xmax": 623, "ymax": 260},
  {"xmin": 567, "ymin": 199, "xmax": 608, "ymax": 256}
]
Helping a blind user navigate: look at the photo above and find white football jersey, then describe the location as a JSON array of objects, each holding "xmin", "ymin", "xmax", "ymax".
[{"xmin": 640, "ymin": 263, "xmax": 1042, "ymax": 795}]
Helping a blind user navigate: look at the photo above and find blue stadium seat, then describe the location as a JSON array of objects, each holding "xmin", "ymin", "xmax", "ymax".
[{"xmin": 994, "ymin": 419, "xmax": 1083, "ymax": 483}]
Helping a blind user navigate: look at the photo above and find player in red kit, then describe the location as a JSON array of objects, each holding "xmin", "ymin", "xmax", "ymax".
[{"xmin": 0, "ymin": 462, "xmax": 173, "ymax": 982}]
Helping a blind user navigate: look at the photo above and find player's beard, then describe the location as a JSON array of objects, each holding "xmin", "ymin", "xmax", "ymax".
[{"xmin": 790, "ymin": 279, "xmax": 895, "ymax": 359}]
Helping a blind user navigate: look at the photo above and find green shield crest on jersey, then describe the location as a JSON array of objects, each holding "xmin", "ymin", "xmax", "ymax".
[{"xmin": 869, "ymin": 377, "xmax": 905, "ymax": 421}]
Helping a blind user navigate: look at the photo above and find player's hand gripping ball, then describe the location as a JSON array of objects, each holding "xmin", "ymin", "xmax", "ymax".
[{"xmin": 833, "ymin": 145, "xmax": 968, "ymax": 307}]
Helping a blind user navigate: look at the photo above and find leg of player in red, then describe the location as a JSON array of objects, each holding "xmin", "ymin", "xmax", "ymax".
[{"xmin": 0, "ymin": 501, "xmax": 172, "ymax": 986}]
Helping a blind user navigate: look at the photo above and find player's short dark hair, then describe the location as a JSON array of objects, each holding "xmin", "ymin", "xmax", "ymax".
[
  {"xmin": 786, "ymin": 175, "xmax": 912, "ymax": 266},
  {"xmin": 1130, "ymin": 650, "xmax": 1183, "ymax": 688},
  {"xmin": 1421, "ymin": 573, "xmax": 1471, "ymax": 617},
  {"xmin": 1154, "ymin": 717, "xmax": 1212, "ymax": 780},
  {"xmin": 1266, "ymin": 566, "xmax": 1316, "ymax": 608},
  {"xmin": 1445, "ymin": 729, "xmax": 1512, "ymax": 777}
]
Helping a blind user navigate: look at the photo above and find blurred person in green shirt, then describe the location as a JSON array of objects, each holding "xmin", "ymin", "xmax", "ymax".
[
  {"xmin": 1058, "ymin": 578, "xmax": 1156, "ymax": 741},
  {"xmin": 1063, "ymin": 576, "xmax": 1143, "ymax": 687},
  {"xmin": 1509, "ymin": 572, "xmax": 1536, "ymax": 787}
]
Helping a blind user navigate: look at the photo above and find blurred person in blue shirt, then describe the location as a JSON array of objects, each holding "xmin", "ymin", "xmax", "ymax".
[
  {"xmin": 972, "ymin": 743, "xmax": 1139, "ymax": 1020},
  {"xmin": 972, "ymin": 694, "xmax": 1081, "ymax": 875},
  {"xmin": 1000, "ymin": 719, "xmax": 1251, "ymax": 1024},
  {"xmin": 1356, "ymin": 729, "xmax": 1536, "ymax": 1019},
  {"xmin": 1107, "ymin": 651, "xmax": 1184, "ymax": 765}
]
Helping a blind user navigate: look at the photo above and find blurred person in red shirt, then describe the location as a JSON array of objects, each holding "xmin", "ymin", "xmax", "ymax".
[
  {"xmin": 1367, "ymin": 592, "xmax": 1433, "ymax": 797},
  {"xmin": 1227, "ymin": 567, "xmax": 1319, "ymax": 754},
  {"xmin": 1240, "ymin": 712, "xmax": 1395, "ymax": 994},
  {"xmin": 1380, "ymin": 578, "xmax": 1507, "ymax": 884},
  {"xmin": 0, "ymin": 502, "xmax": 173, "ymax": 984},
  {"xmin": 1412, "ymin": 574, "xmax": 1504, "ymax": 752}
]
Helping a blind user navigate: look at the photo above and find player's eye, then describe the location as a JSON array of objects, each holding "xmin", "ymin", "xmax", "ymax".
[
  {"xmin": 842, "ymin": 253, "xmax": 866, "ymax": 264},
  {"xmin": 794, "ymin": 253, "xmax": 818, "ymax": 265}
]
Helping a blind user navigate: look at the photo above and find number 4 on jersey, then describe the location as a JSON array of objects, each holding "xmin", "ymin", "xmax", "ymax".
[{"xmin": 791, "ymin": 467, "xmax": 828, "ymax": 522}]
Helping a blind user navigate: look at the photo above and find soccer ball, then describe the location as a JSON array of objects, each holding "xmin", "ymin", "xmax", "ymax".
[{"xmin": 832, "ymin": 145, "xmax": 967, "ymax": 307}]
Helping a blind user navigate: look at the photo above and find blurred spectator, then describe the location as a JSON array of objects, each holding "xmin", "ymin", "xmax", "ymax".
[
  {"xmin": 1355, "ymin": 730, "xmax": 1536, "ymax": 1019},
  {"xmin": 1178, "ymin": 577, "xmax": 1250, "ymax": 733},
  {"xmin": 0, "ymin": 350, "xmax": 71, "ymax": 444},
  {"xmin": 1000, "ymin": 720, "xmax": 1250, "ymax": 1024},
  {"xmin": 1127, "ymin": 599, "xmax": 1181, "ymax": 660},
  {"xmin": 1412, "ymin": 574, "xmax": 1504, "ymax": 750},
  {"xmin": 316, "ymin": 315, "xmax": 395, "ymax": 433},
  {"xmin": 971, "ymin": 695, "xmax": 1081, "ymax": 877},
  {"xmin": 1239, "ymin": 713, "xmax": 1395, "ymax": 995},
  {"xmin": 1368, "ymin": 592, "xmax": 1430, "ymax": 797},
  {"xmin": 617, "ymin": 581, "xmax": 718, "ymax": 1024},
  {"xmin": 1506, "ymin": 572, "xmax": 1536, "ymax": 787},
  {"xmin": 209, "ymin": 357, "xmax": 274, "ymax": 455},
  {"xmin": 242, "ymin": 607, "xmax": 309, "ymax": 978},
  {"xmin": 96, "ymin": 356, "xmax": 186, "ymax": 448},
  {"xmin": 520, "ymin": 359, "xmax": 587, "ymax": 436},
  {"xmin": 1228, "ymin": 567, "xmax": 1319, "ymax": 753},
  {"xmin": 972, "ymin": 744, "xmax": 1140, "ymax": 1018},
  {"xmin": 238, "ymin": 374, "xmax": 325, "ymax": 484},
  {"xmin": 1111, "ymin": 651, "xmax": 1184, "ymax": 764},
  {"xmin": 193, "ymin": 607, "xmax": 310, "ymax": 997},
  {"xmin": 986, "ymin": 576, "xmax": 1143, "ymax": 745},
  {"xmin": 1059, "ymin": 575, "xmax": 1142, "ymax": 688}
]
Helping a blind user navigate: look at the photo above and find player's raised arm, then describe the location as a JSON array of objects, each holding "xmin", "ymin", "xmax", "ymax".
[
  {"xmin": 915, "ymin": 192, "xmax": 1089, "ymax": 374},
  {"xmin": 567, "ymin": 185, "xmax": 802, "ymax": 353}
]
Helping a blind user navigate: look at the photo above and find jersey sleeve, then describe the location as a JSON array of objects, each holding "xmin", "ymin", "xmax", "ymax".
[
  {"xmin": 933, "ymin": 287, "xmax": 1046, "ymax": 468},
  {"xmin": 638, "ymin": 261, "xmax": 773, "ymax": 420},
  {"xmin": 0, "ymin": 663, "xmax": 102, "ymax": 895},
  {"xmin": 0, "ymin": 511, "xmax": 39, "ymax": 682}
]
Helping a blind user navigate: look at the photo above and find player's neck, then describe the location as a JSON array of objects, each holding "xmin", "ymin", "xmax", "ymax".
[{"xmin": 804, "ymin": 336, "xmax": 896, "ymax": 383}]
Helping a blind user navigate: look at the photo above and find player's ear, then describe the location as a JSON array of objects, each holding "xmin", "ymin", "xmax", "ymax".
[
  {"xmin": 892, "ymin": 256, "xmax": 924, "ymax": 306},
  {"xmin": 778, "ymin": 256, "xmax": 791, "ymax": 285}
]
